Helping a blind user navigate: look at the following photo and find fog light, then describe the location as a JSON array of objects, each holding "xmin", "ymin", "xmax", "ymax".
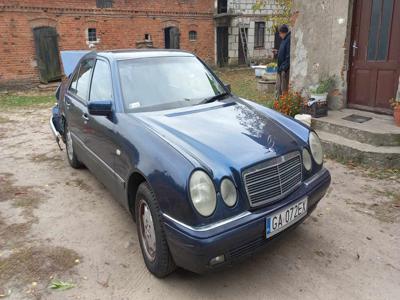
[{"xmin": 209, "ymin": 255, "xmax": 225, "ymax": 266}]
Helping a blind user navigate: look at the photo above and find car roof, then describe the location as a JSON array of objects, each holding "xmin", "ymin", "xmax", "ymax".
[{"xmin": 95, "ymin": 49, "xmax": 195, "ymax": 60}]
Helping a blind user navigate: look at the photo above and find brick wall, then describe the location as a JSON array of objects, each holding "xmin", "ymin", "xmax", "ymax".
[{"xmin": 0, "ymin": 1, "xmax": 215, "ymax": 89}]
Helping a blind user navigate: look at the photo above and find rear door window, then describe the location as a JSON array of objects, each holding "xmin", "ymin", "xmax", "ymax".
[
  {"xmin": 90, "ymin": 59, "xmax": 113, "ymax": 101},
  {"xmin": 69, "ymin": 69, "xmax": 79, "ymax": 94},
  {"xmin": 68, "ymin": 59, "xmax": 95, "ymax": 102}
]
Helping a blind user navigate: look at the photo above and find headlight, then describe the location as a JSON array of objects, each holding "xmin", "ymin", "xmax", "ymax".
[
  {"xmin": 309, "ymin": 132, "xmax": 323, "ymax": 165},
  {"xmin": 302, "ymin": 148, "xmax": 312, "ymax": 171},
  {"xmin": 189, "ymin": 170, "xmax": 217, "ymax": 217},
  {"xmin": 220, "ymin": 178, "xmax": 237, "ymax": 207}
]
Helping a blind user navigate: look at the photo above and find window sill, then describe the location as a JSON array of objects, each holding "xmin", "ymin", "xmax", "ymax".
[{"xmin": 86, "ymin": 40, "xmax": 100, "ymax": 45}]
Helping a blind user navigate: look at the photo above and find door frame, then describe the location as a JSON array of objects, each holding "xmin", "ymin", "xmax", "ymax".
[
  {"xmin": 164, "ymin": 26, "xmax": 180, "ymax": 49},
  {"xmin": 216, "ymin": 26, "xmax": 229, "ymax": 67},
  {"xmin": 347, "ymin": 0, "xmax": 397, "ymax": 114}
]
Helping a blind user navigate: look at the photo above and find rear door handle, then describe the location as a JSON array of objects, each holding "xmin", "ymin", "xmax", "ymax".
[{"xmin": 82, "ymin": 113, "xmax": 90, "ymax": 121}]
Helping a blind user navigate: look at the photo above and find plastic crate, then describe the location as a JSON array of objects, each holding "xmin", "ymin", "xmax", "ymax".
[{"xmin": 302, "ymin": 99, "xmax": 328, "ymax": 118}]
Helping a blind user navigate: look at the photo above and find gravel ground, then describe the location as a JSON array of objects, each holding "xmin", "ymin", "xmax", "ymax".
[{"xmin": 0, "ymin": 107, "xmax": 399, "ymax": 300}]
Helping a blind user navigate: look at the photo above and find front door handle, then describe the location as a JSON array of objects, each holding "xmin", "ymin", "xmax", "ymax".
[
  {"xmin": 82, "ymin": 113, "xmax": 90, "ymax": 121},
  {"xmin": 352, "ymin": 40, "xmax": 358, "ymax": 57}
]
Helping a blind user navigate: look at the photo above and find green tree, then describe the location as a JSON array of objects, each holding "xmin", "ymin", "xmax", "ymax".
[{"xmin": 253, "ymin": 0, "xmax": 293, "ymax": 32}]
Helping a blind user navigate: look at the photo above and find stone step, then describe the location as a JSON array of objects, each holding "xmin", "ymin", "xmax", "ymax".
[
  {"xmin": 312, "ymin": 118, "xmax": 400, "ymax": 146},
  {"xmin": 317, "ymin": 131, "xmax": 400, "ymax": 169}
]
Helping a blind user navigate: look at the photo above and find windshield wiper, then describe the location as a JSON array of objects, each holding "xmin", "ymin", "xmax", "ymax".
[{"xmin": 199, "ymin": 92, "xmax": 229, "ymax": 105}]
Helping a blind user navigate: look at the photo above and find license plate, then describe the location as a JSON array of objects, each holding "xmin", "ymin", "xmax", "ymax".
[{"xmin": 266, "ymin": 198, "xmax": 308, "ymax": 238}]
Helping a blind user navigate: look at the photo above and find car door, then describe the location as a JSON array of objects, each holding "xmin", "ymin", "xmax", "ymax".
[
  {"xmin": 64, "ymin": 58, "xmax": 95, "ymax": 158},
  {"xmin": 85, "ymin": 58, "xmax": 124, "ymax": 198}
]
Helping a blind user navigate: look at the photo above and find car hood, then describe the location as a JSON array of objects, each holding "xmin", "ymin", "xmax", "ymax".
[{"xmin": 133, "ymin": 99, "xmax": 302, "ymax": 172}]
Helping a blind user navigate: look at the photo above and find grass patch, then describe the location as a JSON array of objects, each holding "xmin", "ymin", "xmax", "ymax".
[
  {"xmin": 0, "ymin": 246, "xmax": 79, "ymax": 289},
  {"xmin": 214, "ymin": 68, "xmax": 274, "ymax": 107},
  {"xmin": 0, "ymin": 94, "xmax": 55, "ymax": 108}
]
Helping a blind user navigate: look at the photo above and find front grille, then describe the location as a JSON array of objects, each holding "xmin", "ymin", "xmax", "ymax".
[{"xmin": 243, "ymin": 152, "xmax": 302, "ymax": 207}]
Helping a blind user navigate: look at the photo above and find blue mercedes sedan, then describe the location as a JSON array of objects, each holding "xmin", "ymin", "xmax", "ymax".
[{"xmin": 50, "ymin": 49, "xmax": 331, "ymax": 277}]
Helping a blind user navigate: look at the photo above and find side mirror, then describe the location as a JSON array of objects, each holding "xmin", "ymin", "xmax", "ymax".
[
  {"xmin": 224, "ymin": 84, "xmax": 231, "ymax": 92},
  {"xmin": 88, "ymin": 100, "xmax": 113, "ymax": 116}
]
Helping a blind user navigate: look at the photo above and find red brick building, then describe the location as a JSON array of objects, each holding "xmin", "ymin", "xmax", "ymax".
[{"xmin": 0, "ymin": 0, "xmax": 215, "ymax": 89}]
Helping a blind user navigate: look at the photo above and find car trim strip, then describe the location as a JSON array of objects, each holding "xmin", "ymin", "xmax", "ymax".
[
  {"xmin": 71, "ymin": 132, "xmax": 126, "ymax": 184},
  {"xmin": 304, "ymin": 168, "xmax": 327, "ymax": 187},
  {"xmin": 162, "ymin": 212, "xmax": 251, "ymax": 232}
]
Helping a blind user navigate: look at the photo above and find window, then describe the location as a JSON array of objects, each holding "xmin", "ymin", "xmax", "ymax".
[
  {"xmin": 255, "ymin": 22, "xmax": 265, "ymax": 48},
  {"xmin": 69, "ymin": 59, "xmax": 95, "ymax": 101},
  {"xmin": 88, "ymin": 28, "xmax": 97, "ymax": 42},
  {"xmin": 217, "ymin": 0, "xmax": 228, "ymax": 14},
  {"xmin": 96, "ymin": 0, "xmax": 113, "ymax": 8},
  {"xmin": 90, "ymin": 60, "xmax": 113, "ymax": 101},
  {"xmin": 189, "ymin": 31, "xmax": 197, "ymax": 41},
  {"xmin": 367, "ymin": 0, "xmax": 394, "ymax": 60},
  {"xmin": 118, "ymin": 56, "xmax": 226, "ymax": 112}
]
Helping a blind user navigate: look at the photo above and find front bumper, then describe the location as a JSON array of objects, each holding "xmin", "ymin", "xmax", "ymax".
[{"xmin": 163, "ymin": 168, "xmax": 331, "ymax": 274}]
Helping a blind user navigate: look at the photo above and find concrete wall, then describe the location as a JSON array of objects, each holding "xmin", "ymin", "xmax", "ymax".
[
  {"xmin": 290, "ymin": 0, "xmax": 354, "ymax": 110},
  {"xmin": 225, "ymin": 0, "xmax": 278, "ymax": 64}
]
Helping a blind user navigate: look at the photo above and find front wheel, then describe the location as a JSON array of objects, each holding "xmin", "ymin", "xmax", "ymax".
[
  {"xmin": 64, "ymin": 124, "xmax": 83, "ymax": 169},
  {"xmin": 135, "ymin": 182, "xmax": 176, "ymax": 277}
]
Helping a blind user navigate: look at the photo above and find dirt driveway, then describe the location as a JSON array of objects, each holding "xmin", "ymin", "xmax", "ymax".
[{"xmin": 0, "ymin": 107, "xmax": 399, "ymax": 300}]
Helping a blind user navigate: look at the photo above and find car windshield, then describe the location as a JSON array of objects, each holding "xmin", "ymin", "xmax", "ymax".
[{"xmin": 118, "ymin": 56, "xmax": 227, "ymax": 112}]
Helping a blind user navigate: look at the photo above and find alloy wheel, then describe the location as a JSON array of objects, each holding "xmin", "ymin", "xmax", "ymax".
[
  {"xmin": 138, "ymin": 199, "xmax": 157, "ymax": 261},
  {"xmin": 66, "ymin": 129, "xmax": 74, "ymax": 162}
]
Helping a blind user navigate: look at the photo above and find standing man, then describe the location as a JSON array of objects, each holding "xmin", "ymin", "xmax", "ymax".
[{"xmin": 276, "ymin": 24, "xmax": 291, "ymax": 96}]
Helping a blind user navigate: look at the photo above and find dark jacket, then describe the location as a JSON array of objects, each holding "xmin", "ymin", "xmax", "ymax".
[{"xmin": 277, "ymin": 32, "xmax": 291, "ymax": 73}]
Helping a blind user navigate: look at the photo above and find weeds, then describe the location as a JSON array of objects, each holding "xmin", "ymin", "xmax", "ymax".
[{"xmin": 49, "ymin": 279, "xmax": 76, "ymax": 291}]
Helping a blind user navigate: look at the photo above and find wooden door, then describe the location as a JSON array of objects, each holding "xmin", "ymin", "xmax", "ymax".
[
  {"xmin": 349, "ymin": 0, "xmax": 400, "ymax": 113},
  {"xmin": 164, "ymin": 27, "xmax": 180, "ymax": 49},
  {"xmin": 33, "ymin": 27, "xmax": 62, "ymax": 83}
]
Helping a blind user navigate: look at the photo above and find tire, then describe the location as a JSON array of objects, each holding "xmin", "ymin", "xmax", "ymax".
[
  {"xmin": 135, "ymin": 182, "xmax": 176, "ymax": 277},
  {"xmin": 64, "ymin": 123, "xmax": 83, "ymax": 169}
]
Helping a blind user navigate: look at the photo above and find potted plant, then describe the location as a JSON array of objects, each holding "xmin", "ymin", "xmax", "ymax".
[
  {"xmin": 309, "ymin": 77, "xmax": 335, "ymax": 102},
  {"xmin": 389, "ymin": 98, "xmax": 400, "ymax": 126},
  {"xmin": 263, "ymin": 62, "xmax": 278, "ymax": 81},
  {"xmin": 304, "ymin": 77, "xmax": 335, "ymax": 118}
]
